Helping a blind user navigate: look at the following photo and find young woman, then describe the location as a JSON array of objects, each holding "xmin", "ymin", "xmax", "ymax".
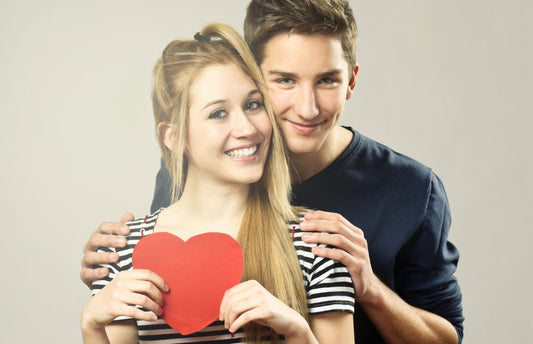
[{"xmin": 81, "ymin": 23, "xmax": 354, "ymax": 344}]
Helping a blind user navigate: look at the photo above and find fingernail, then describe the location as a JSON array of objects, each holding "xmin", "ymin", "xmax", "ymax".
[
  {"xmin": 115, "ymin": 237, "xmax": 126, "ymax": 246},
  {"xmin": 302, "ymin": 234, "xmax": 310, "ymax": 241},
  {"xmin": 120, "ymin": 226, "xmax": 129, "ymax": 234}
]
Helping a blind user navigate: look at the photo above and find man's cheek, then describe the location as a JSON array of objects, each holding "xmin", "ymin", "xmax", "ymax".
[{"xmin": 267, "ymin": 92, "xmax": 285, "ymax": 115}]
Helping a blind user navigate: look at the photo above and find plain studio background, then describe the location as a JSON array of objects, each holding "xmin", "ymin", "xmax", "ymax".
[{"xmin": 1, "ymin": 0, "xmax": 531, "ymax": 342}]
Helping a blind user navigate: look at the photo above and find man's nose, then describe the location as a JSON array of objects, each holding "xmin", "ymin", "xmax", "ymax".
[{"xmin": 294, "ymin": 84, "xmax": 319, "ymax": 120}]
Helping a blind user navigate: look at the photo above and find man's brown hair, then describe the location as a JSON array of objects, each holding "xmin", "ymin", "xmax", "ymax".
[{"xmin": 244, "ymin": 0, "xmax": 358, "ymax": 70}]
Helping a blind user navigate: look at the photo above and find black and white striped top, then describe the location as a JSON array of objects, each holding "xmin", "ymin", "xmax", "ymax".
[{"xmin": 92, "ymin": 209, "xmax": 355, "ymax": 343}]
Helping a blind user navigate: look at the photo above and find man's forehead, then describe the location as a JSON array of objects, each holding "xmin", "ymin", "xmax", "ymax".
[
  {"xmin": 259, "ymin": 33, "xmax": 350, "ymax": 76},
  {"xmin": 260, "ymin": 33, "xmax": 345, "ymax": 60}
]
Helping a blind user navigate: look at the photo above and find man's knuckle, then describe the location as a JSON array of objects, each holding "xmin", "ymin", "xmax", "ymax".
[
  {"xmin": 331, "ymin": 212, "xmax": 343, "ymax": 221},
  {"xmin": 331, "ymin": 234, "xmax": 344, "ymax": 246}
]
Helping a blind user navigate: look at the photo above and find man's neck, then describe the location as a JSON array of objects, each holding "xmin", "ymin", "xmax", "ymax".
[{"xmin": 289, "ymin": 126, "xmax": 353, "ymax": 183}]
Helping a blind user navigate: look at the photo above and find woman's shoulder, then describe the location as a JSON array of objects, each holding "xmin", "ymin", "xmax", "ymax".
[
  {"xmin": 124, "ymin": 208, "xmax": 164, "ymax": 241},
  {"xmin": 286, "ymin": 211, "xmax": 315, "ymax": 259}
]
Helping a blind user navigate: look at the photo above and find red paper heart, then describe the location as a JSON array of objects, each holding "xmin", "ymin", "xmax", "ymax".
[{"xmin": 132, "ymin": 232, "xmax": 243, "ymax": 335}]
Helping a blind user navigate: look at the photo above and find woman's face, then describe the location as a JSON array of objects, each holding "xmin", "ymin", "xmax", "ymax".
[{"xmin": 185, "ymin": 63, "xmax": 272, "ymax": 187}]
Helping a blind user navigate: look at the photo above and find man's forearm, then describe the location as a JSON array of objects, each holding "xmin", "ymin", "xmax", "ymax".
[{"xmin": 360, "ymin": 280, "xmax": 458, "ymax": 344}]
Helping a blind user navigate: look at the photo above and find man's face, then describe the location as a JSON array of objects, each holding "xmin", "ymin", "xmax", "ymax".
[{"xmin": 260, "ymin": 33, "xmax": 356, "ymax": 157}]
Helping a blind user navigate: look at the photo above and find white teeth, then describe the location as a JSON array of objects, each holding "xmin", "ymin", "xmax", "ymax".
[{"xmin": 226, "ymin": 145, "xmax": 257, "ymax": 158}]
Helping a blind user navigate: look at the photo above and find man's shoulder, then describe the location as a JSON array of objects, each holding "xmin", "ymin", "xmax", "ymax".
[{"xmin": 342, "ymin": 128, "xmax": 433, "ymax": 183}]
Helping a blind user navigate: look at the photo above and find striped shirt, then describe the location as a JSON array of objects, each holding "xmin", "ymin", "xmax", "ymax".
[{"xmin": 92, "ymin": 209, "xmax": 355, "ymax": 343}]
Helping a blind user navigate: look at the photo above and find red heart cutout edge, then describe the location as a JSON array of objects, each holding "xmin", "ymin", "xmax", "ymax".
[{"xmin": 132, "ymin": 231, "xmax": 244, "ymax": 335}]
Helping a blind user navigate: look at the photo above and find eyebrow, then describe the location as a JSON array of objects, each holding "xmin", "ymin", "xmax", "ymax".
[
  {"xmin": 318, "ymin": 69, "xmax": 345, "ymax": 78},
  {"xmin": 201, "ymin": 89, "xmax": 261, "ymax": 111},
  {"xmin": 266, "ymin": 70, "xmax": 296, "ymax": 78},
  {"xmin": 267, "ymin": 69, "xmax": 344, "ymax": 79}
]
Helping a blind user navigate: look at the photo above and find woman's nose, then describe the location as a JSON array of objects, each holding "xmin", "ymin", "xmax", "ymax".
[{"xmin": 231, "ymin": 111, "xmax": 258, "ymax": 138}]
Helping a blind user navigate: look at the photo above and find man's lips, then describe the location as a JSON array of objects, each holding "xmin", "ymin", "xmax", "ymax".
[{"xmin": 287, "ymin": 120, "xmax": 324, "ymax": 134}]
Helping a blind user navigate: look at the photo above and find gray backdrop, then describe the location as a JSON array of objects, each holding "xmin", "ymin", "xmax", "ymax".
[{"xmin": 1, "ymin": 0, "xmax": 531, "ymax": 342}]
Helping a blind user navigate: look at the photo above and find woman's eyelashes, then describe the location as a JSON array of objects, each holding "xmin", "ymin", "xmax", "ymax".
[
  {"xmin": 208, "ymin": 109, "xmax": 228, "ymax": 120},
  {"xmin": 245, "ymin": 99, "xmax": 263, "ymax": 112},
  {"xmin": 207, "ymin": 100, "xmax": 263, "ymax": 120}
]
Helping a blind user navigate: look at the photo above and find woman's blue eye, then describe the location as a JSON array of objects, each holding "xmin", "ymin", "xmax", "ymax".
[
  {"xmin": 246, "ymin": 100, "xmax": 263, "ymax": 111},
  {"xmin": 208, "ymin": 109, "xmax": 228, "ymax": 119}
]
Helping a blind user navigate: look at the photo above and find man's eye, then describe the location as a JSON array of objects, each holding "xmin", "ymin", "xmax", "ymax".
[
  {"xmin": 208, "ymin": 109, "xmax": 228, "ymax": 119},
  {"xmin": 278, "ymin": 78, "xmax": 294, "ymax": 84},
  {"xmin": 246, "ymin": 100, "xmax": 263, "ymax": 111},
  {"xmin": 319, "ymin": 77, "xmax": 336, "ymax": 84}
]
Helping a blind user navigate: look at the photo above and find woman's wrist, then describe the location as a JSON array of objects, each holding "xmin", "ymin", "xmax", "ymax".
[
  {"xmin": 284, "ymin": 316, "xmax": 318, "ymax": 344},
  {"xmin": 80, "ymin": 300, "xmax": 107, "ymax": 337},
  {"xmin": 80, "ymin": 317, "xmax": 110, "ymax": 344}
]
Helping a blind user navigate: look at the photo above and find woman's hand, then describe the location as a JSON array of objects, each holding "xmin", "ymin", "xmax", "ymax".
[
  {"xmin": 81, "ymin": 269, "xmax": 169, "ymax": 332},
  {"xmin": 219, "ymin": 280, "xmax": 315, "ymax": 342}
]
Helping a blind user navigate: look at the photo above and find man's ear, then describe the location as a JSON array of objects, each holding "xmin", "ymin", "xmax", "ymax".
[
  {"xmin": 346, "ymin": 64, "xmax": 359, "ymax": 100},
  {"xmin": 157, "ymin": 122, "xmax": 175, "ymax": 150}
]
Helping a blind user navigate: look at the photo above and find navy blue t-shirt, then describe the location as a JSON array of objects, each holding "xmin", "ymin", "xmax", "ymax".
[{"xmin": 150, "ymin": 127, "xmax": 464, "ymax": 344}]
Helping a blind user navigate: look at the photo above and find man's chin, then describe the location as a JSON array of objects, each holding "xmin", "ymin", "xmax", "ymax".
[{"xmin": 286, "ymin": 141, "xmax": 322, "ymax": 156}]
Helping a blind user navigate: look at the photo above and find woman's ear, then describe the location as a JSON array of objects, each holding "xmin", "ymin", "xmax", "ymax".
[
  {"xmin": 157, "ymin": 122, "xmax": 175, "ymax": 150},
  {"xmin": 345, "ymin": 64, "xmax": 359, "ymax": 100}
]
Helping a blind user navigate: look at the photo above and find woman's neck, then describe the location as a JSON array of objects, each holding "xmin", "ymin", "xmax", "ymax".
[{"xmin": 155, "ymin": 177, "xmax": 249, "ymax": 240}]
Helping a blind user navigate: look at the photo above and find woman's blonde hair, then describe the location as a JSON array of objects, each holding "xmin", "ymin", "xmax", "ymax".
[{"xmin": 151, "ymin": 23, "xmax": 308, "ymax": 342}]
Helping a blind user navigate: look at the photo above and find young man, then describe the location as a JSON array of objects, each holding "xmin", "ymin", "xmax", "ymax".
[{"xmin": 81, "ymin": 1, "xmax": 464, "ymax": 343}]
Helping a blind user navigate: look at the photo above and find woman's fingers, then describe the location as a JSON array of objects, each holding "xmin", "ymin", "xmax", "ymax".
[
  {"xmin": 126, "ymin": 269, "xmax": 170, "ymax": 293},
  {"xmin": 111, "ymin": 270, "xmax": 169, "ymax": 316},
  {"xmin": 228, "ymin": 306, "xmax": 264, "ymax": 333},
  {"xmin": 220, "ymin": 282, "xmax": 253, "ymax": 326},
  {"xmin": 220, "ymin": 281, "xmax": 259, "ymax": 327},
  {"xmin": 219, "ymin": 280, "xmax": 307, "ymax": 336},
  {"xmin": 82, "ymin": 268, "xmax": 169, "ymax": 330}
]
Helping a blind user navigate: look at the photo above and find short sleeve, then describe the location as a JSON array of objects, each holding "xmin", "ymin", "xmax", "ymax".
[
  {"xmin": 395, "ymin": 173, "xmax": 464, "ymax": 342},
  {"xmin": 90, "ymin": 221, "xmax": 141, "ymax": 322},
  {"xmin": 91, "ymin": 246, "xmax": 122, "ymax": 296},
  {"xmin": 292, "ymin": 224, "xmax": 355, "ymax": 315}
]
